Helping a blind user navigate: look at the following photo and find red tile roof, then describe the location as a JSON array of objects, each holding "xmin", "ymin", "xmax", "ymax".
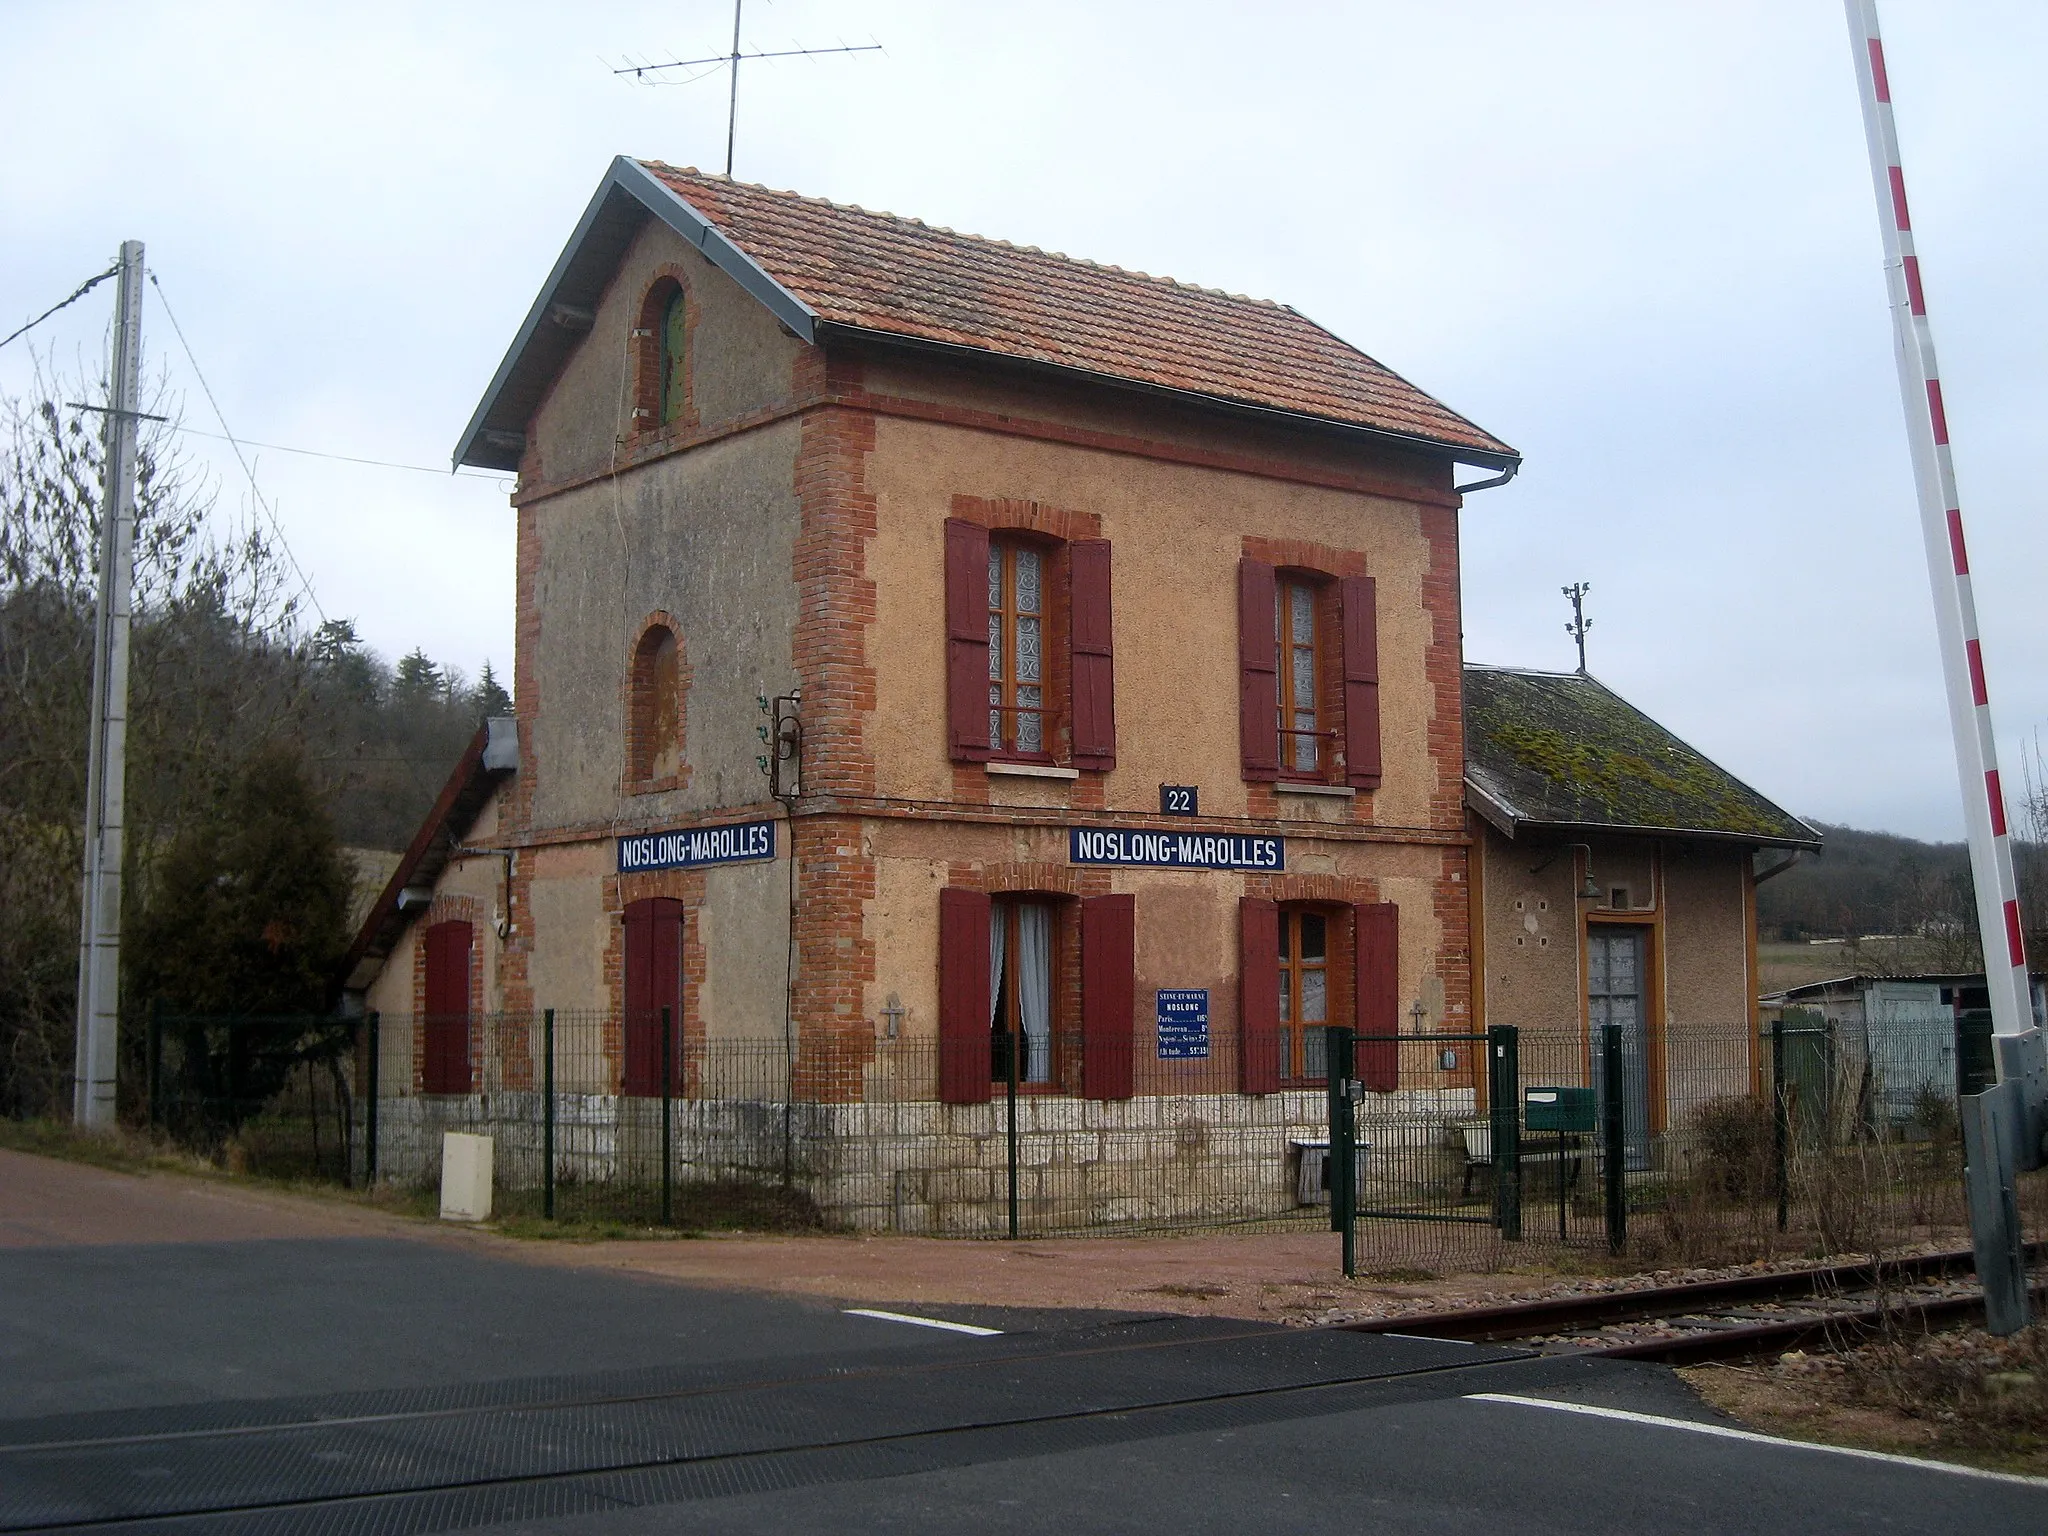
[{"xmin": 640, "ymin": 162, "xmax": 1513, "ymax": 460}]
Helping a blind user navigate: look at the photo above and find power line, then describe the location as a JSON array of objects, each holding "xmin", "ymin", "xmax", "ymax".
[
  {"xmin": 144, "ymin": 269, "xmax": 327, "ymax": 626},
  {"xmin": 169, "ymin": 425, "xmax": 513, "ymax": 483},
  {"xmin": 1, "ymin": 265, "xmax": 120, "ymax": 352}
]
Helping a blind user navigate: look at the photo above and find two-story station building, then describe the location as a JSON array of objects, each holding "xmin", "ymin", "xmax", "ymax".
[{"xmin": 338, "ymin": 158, "xmax": 1803, "ymax": 1225}]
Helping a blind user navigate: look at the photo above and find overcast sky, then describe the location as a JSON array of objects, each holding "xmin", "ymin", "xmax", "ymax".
[{"xmin": 4, "ymin": 1, "xmax": 2042, "ymax": 842}]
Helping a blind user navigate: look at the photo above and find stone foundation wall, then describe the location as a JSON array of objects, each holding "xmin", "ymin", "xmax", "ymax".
[{"xmin": 364, "ymin": 1086, "xmax": 1479, "ymax": 1234}]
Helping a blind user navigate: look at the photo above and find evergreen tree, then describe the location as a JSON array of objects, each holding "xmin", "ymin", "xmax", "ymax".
[
  {"xmin": 392, "ymin": 647, "xmax": 442, "ymax": 702},
  {"xmin": 472, "ymin": 659, "xmax": 511, "ymax": 719},
  {"xmin": 128, "ymin": 741, "xmax": 353, "ymax": 1131}
]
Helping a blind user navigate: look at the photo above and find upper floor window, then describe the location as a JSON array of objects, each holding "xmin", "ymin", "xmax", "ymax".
[
  {"xmin": 659, "ymin": 287, "xmax": 687, "ymax": 425},
  {"xmin": 1238, "ymin": 557, "xmax": 1380, "ymax": 790},
  {"xmin": 1276, "ymin": 575, "xmax": 1327, "ymax": 776},
  {"xmin": 946, "ymin": 517, "xmax": 1115, "ymax": 771},
  {"xmin": 988, "ymin": 538, "xmax": 1047, "ymax": 757}
]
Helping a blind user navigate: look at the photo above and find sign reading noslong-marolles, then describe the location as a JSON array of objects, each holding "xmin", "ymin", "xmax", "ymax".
[
  {"xmin": 617, "ymin": 819, "xmax": 776, "ymax": 874},
  {"xmin": 1068, "ymin": 827, "xmax": 1283, "ymax": 871}
]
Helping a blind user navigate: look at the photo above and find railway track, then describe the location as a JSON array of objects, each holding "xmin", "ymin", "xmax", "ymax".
[{"xmin": 1346, "ymin": 1245, "xmax": 2047, "ymax": 1365}]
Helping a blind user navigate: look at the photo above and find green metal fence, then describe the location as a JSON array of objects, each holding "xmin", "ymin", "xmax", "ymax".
[{"xmin": 131, "ymin": 1003, "xmax": 2044, "ymax": 1270}]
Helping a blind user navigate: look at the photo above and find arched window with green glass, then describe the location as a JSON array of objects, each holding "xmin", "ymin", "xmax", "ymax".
[{"xmin": 659, "ymin": 286, "xmax": 687, "ymax": 424}]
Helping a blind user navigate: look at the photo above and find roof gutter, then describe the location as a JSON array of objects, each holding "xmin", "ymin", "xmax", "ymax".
[
  {"xmin": 1453, "ymin": 461, "xmax": 1519, "ymax": 496},
  {"xmin": 815, "ymin": 320, "xmax": 1521, "ymax": 476}
]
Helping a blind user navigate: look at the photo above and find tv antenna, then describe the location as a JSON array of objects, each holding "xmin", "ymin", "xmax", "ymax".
[
  {"xmin": 614, "ymin": 1, "xmax": 882, "ymax": 177},
  {"xmin": 1562, "ymin": 582, "xmax": 1592, "ymax": 672}
]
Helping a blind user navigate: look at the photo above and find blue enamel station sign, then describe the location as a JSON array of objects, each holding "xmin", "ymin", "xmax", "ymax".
[
  {"xmin": 617, "ymin": 819, "xmax": 776, "ymax": 874},
  {"xmin": 1068, "ymin": 827, "xmax": 1283, "ymax": 871}
]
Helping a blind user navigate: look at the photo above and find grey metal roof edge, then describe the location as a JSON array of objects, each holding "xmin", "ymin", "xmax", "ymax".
[
  {"xmin": 815, "ymin": 320, "xmax": 1523, "ymax": 473},
  {"xmin": 452, "ymin": 158, "xmax": 821, "ymax": 471},
  {"xmin": 1493, "ymin": 814, "xmax": 1823, "ymax": 852},
  {"xmin": 620, "ymin": 160, "xmax": 818, "ymax": 340}
]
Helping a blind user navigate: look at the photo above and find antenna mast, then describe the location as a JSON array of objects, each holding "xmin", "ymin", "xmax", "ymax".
[{"xmin": 613, "ymin": 4, "xmax": 881, "ymax": 178}]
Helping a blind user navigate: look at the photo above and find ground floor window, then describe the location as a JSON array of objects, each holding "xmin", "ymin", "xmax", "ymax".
[
  {"xmin": 1278, "ymin": 906, "xmax": 1329, "ymax": 1086},
  {"xmin": 990, "ymin": 898, "xmax": 1056, "ymax": 1085}
]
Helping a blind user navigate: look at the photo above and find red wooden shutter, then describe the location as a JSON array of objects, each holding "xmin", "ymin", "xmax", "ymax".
[
  {"xmin": 1069, "ymin": 539, "xmax": 1116, "ymax": 770},
  {"xmin": 1354, "ymin": 901, "xmax": 1399, "ymax": 1092},
  {"xmin": 945, "ymin": 519, "xmax": 992, "ymax": 762},
  {"xmin": 623, "ymin": 898, "xmax": 684, "ymax": 1096},
  {"xmin": 1238, "ymin": 897, "xmax": 1281, "ymax": 1094},
  {"xmin": 1080, "ymin": 893, "xmax": 1135, "ymax": 1099},
  {"xmin": 1238, "ymin": 558, "xmax": 1279, "ymax": 781},
  {"xmin": 423, "ymin": 920, "xmax": 472, "ymax": 1094},
  {"xmin": 1340, "ymin": 575, "xmax": 1382, "ymax": 790},
  {"xmin": 938, "ymin": 886, "xmax": 992, "ymax": 1104}
]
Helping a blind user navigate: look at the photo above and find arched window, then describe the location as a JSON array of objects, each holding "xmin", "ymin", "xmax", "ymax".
[
  {"xmin": 659, "ymin": 286, "xmax": 687, "ymax": 424},
  {"xmin": 629, "ymin": 624, "xmax": 683, "ymax": 784}
]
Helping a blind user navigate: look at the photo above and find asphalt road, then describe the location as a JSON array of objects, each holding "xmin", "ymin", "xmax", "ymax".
[{"xmin": 1, "ymin": 1163, "xmax": 2040, "ymax": 1533}]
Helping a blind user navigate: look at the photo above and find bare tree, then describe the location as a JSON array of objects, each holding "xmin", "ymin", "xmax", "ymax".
[{"xmin": 0, "ymin": 353, "xmax": 309, "ymax": 1116}]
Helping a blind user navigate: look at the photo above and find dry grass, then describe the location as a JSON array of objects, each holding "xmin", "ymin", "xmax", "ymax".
[{"xmin": 1685, "ymin": 1322, "xmax": 2048, "ymax": 1477}]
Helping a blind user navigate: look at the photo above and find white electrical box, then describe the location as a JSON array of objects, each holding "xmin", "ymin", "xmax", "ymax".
[{"xmin": 440, "ymin": 1132, "xmax": 494, "ymax": 1221}]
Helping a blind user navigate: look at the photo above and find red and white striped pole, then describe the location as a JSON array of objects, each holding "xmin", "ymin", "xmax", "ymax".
[{"xmin": 1846, "ymin": 2, "xmax": 2032, "ymax": 1044}]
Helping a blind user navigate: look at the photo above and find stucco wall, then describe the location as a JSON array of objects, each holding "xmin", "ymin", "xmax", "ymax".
[
  {"xmin": 862, "ymin": 412, "xmax": 1450, "ymax": 830},
  {"xmin": 522, "ymin": 419, "xmax": 801, "ymax": 829},
  {"xmin": 1661, "ymin": 846, "xmax": 1752, "ymax": 1027},
  {"xmin": 862, "ymin": 815, "xmax": 1451, "ymax": 1094},
  {"xmin": 528, "ymin": 220, "xmax": 804, "ymax": 486},
  {"xmin": 1479, "ymin": 825, "xmax": 1584, "ymax": 1033}
]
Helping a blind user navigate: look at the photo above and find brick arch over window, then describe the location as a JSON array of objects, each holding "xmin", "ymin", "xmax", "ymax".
[
  {"xmin": 625, "ymin": 614, "xmax": 691, "ymax": 794},
  {"xmin": 632, "ymin": 272, "xmax": 698, "ymax": 436}
]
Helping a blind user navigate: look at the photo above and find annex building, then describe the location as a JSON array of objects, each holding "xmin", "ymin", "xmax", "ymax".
[{"xmin": 341, "ymin": 158, "xmax": 1811, "ymax": 1229}]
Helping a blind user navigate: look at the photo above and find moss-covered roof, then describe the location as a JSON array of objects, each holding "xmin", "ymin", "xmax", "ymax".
[{"xmin": 1463, "ymin": 666, "xmax": 1820, "ymax": 848}]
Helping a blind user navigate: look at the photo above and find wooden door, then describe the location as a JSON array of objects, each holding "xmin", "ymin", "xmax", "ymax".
[
  {"xmin": 623, "ymin": 898, "xmax": 684, "ymax": 1096},
  {"xmin": 422, "ymin": 920, "xmax": 473, "ymax": 1095}
]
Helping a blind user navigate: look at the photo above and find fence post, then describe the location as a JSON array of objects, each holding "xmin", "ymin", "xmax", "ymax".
[
  {"xmin": 1601, "ymin": 1022, "xmax": 1626, "ymax": 1255},
  {"xmin": 1005, "ymin": 1029, "xmax": 1021, "ymax": 1240},
  {"xmin": 148, "ymin": 1001, "xmax": 163, "ymax": 1132},
  {"xmin": 1327, "ymin": 1026, "xmax": 1357, "ymax": 1278},
  {"xmin": 542, "ymin": 1009, "xmax": 555, "ymax": 1221},
  {"xmin": 660, "ymin": 1005, "xmax": 673, "ymax": 1227},
  {"xmin": 1488, "ymin": 1024, "xmax": 1521, "ymax": 1240},
  {"xmin": 1770, "ymin": 1017, "xmax": 1789, "ymax": 1233},
  {"xmin": 364, "ymin": 1012, "xmax": 379, "ymax": 1187}
]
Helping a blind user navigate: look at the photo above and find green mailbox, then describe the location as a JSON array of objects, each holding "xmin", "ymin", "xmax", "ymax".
[{"xmin": 1525, "ymin": 1086, "xmax": 1597, "ymax": 1134}]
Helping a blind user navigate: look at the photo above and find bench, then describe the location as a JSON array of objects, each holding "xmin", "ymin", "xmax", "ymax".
[{"xmin": 1451, "ymin": 1119, "xmax": 1586, "ymax": 1200}]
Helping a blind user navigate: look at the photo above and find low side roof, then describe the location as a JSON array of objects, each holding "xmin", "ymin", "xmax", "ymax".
[
  {"xmin": 340, "ymin": 717, "xmax": 516, "ymax": 992},
  {"xmin": 1464, "ymin": 665, "xmax": 1821, "ymax": 850},
  {"xmin": 455, "ymin": 157, "xmax": 1517, "ymax": 472}
]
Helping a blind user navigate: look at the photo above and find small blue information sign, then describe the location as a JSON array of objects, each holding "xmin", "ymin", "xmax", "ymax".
[
  {"xmin": 1156, "ymin": 989, "xmax": 1210, "ymax": 1060},
  {"xmin": 617, "ymin": 819, "xmax": 776, "ymax": 874}
]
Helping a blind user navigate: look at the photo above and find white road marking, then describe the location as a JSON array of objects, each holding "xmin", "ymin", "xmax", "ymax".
[
  {"xmin": 843, "ymin": 1308, "xmax": 1003, "ymax": 1336},
  {"xmin": 1465, "ymin": 1392, "xmax": 2048, "ymax": 1488}
]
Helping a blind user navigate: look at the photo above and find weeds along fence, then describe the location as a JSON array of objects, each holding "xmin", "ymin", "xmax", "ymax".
[{"xmin": 138, "ymin": 1007, "xmax": 2044, "ymax": 1266}]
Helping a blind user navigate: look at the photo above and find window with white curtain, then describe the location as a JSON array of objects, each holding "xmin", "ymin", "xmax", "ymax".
[{"xmin": 990, "ymin": 898, "xmax": 1056, "ymax": 1085}]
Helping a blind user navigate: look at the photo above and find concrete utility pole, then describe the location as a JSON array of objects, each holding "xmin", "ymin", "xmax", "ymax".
[{"xmin": 72, "ymin": 239, "xmax": 144, "ymax": 1129}]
